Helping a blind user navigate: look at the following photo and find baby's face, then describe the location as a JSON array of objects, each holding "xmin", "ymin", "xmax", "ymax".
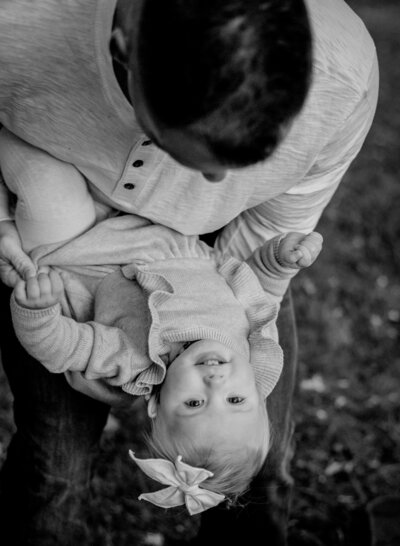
[{"xmin": 156, "ymin": 340, "xmax": 266, "ymax": 448}]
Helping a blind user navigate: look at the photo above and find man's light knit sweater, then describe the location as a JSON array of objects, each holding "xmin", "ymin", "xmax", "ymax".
[
  {"xmin": 0, "ymin": 0, "xmax": 378, "ymax": 260},
  {"xmin": 10, "ymin": 215, "xmax": 296, "ymax": 398}
]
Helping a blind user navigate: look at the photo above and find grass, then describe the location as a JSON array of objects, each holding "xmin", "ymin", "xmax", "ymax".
[
  {"xmin": 290, "ymin": 2, "xmax": 400, "ymax": 543},
  {"xmin": 1, "ymin": 1, "xmax": 399, "ymax": 544}
]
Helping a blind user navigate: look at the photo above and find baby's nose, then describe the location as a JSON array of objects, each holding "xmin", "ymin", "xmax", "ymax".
[{"xmin": 203, "ymin": 372, "xmax": 226, "ymax": 386}]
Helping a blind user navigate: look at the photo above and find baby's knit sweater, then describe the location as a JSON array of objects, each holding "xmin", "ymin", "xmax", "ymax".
[{"xmin": 11, "ymin": 215, "xmax": 296, "ymax": 398}]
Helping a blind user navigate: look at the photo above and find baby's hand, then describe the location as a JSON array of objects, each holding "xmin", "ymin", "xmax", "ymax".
[
  {"xmin": 14, "ymin": 268, "xmax": 64, "ymax": 310},
  {"xmin": 278, "ymin": 231, "xmax": 323, "ymax": 269}
]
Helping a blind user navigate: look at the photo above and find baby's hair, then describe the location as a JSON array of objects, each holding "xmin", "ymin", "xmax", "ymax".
[{"xmin": 144, "ymin": 399, "xmax": 270, "ymax": 504}]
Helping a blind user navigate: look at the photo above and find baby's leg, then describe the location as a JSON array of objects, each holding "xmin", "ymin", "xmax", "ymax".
[{"xmin": 0, "ymin": 128, "xmax": 96, "ymax": 251}]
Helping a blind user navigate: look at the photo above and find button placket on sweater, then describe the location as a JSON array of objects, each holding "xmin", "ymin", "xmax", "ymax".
[{"xmin": 114, "ymin": 139, "xmax": 160, "ymax": 202}]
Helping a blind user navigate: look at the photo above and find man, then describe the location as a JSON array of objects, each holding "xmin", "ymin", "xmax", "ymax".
[{"xmin": 0, "ymin": 0, "xmax": 378, "ymax": 544}]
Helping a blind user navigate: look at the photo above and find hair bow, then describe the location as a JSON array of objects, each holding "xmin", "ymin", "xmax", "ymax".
[{"xmin": 129, "ymin": 451, "xmax": 225, "ymax": 515}]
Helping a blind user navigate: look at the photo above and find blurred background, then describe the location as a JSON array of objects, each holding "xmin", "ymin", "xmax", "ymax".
[{"xmin": 1, "ymin": 0, "xmax": 399, "ymax": 544}]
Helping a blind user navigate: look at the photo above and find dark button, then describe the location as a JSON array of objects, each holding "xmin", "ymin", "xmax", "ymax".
[
  {"xmin": 123, "ymin": 183, "xmax": 135, "ymax": 190},
  {"xmin": 133, "ymin": 159, "xmax": 144, "ymax": 167},
  {"xmin": 142, "ymin": 140, "xmax": 152, "ymax": 146}
]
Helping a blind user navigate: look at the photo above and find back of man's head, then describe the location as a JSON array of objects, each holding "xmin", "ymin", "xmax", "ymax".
[{"xmin": 137, "ymin": 0, "xmax": 312, "ymax": 167}]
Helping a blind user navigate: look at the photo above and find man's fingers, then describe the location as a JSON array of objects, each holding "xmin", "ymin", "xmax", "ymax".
[
  {"xmin": 0, "ymin": 262, "xmax": 19, "ymax": 287},
  {"xmin": 12, "ymin": 251, "xmax": 36, "ymax": 280},
  {"xmin": 21, "ymin": 264, "xmax": 37, "ymax": 280}
]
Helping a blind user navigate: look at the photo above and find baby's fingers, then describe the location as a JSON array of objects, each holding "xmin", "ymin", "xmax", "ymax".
[
  {"xmin": 296, "ymin": 232, "xmax": 323, "ymax": 267},
  {"xmin": 49, "ymin": 269, "xmax": 64, "ymax": 297},
  {"xmin": 303, "ymin": 232, "xmax": 323, "ymax": 254},
  {"xmin": 294, "ymin": 245, "xmax": 313, "ymax": 267},
  {"xmin": 25, "ymin": 275, "xmax": 41, "ymax": 301},
  {"xmin": 37, "ymin": 271, "xmax": 53, "ymax": 297},
  {"xmin": 13, "ymin": 272, "xmax": 61, "ymax": 310},
  {"xmin": 286, "ymin": 248, "xmax": 304, "ymax": 264},
  {"xmin": 14, "ymin": 279, "xmax": 28, "ymax": 305}
]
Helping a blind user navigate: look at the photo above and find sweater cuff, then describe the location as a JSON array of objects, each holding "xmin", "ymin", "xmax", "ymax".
[
  {"xmin": 261, "ymin": 235, "xmax": 298, "ymax": 277},
  {"xmin": 272, "ymin": 233, "xmax": 288, "ymax": 268},
  {"xmin": 249, "ymin": 237, "xmax": 296, "ymax": 279}
]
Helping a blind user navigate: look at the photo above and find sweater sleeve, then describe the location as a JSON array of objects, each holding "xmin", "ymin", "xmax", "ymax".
[
  {"xmin": 245, "ymin": 235, "xmax": 298, "ymax": 301},
  {"xmin": 10, "ymin": 293, "xmax": 152, "ymax": 385},
  {"xmin": 214, "ymin": 55, "xmax": 379, "ymax": 263}
]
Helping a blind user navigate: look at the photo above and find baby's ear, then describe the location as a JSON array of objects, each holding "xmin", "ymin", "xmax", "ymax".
[{"xmin": 147, "ymin": 394, "xmax": 158, "ymax": 419}]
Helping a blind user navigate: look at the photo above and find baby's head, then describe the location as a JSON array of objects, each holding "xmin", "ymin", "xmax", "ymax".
[
  {"xmin": 128, "ymin": 258, "xmax": 283, "ymax": 512},
  {"xmin": 143, "ymin": 339, "xmax": 270, "ymax": 505}
]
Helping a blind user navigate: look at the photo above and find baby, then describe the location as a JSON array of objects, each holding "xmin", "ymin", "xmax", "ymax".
[{"xmin": 1, "ymin": 127, "xmax": 322, "ymax": 514}]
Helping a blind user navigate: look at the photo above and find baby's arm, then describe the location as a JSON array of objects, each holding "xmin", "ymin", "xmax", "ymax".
[
  {"xmin": 11, "ymin": 270, "xmax": 151, "ymax": 385},
  {"xmin": 246, "ymin": 231, "xmax": 323, "ymax": 299}
]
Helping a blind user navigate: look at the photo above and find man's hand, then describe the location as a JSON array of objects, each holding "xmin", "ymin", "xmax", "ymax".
[
  {"xmin": 0, "ymin": 220, "xmax": 36, "ymax": 287},
  {"xmin": 66, "ymin": 372, "xmax": 139, "ymax": 408},
  {"xmin": 14, "ymin": 269, "xmax": 64, "ymax": 310},
  {"xmin": 277, "ymin": 231, "xmax": 323, "ymax": 269}
]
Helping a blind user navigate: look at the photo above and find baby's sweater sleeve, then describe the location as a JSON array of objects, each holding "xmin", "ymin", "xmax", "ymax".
[
  {"xmin": 10, "ymin": 291, "xmax": 152, "ymax": 386},
  {"xmin": 245, "ymin": 235, "xmax": 297, "ymax": 301}
]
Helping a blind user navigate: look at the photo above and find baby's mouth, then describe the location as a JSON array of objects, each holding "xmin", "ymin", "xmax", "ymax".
[{"xmin": 197, "ymin": 359, "xmax": 226, "ymax": 366}]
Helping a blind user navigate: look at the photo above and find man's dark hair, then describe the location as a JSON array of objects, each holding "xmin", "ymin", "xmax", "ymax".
[{"xmin": 137, "ymin": 0, "xmax": 312, "ymax": 167}]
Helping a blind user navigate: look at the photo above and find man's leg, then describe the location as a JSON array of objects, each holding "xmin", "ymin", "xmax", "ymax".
[
  {"xmin": 187, "ymin": 289, "xmax": 298, "ymax": 546},
  {"xmin": 0, "ymin": 282, "xmax": 110, "ymax": 546}
]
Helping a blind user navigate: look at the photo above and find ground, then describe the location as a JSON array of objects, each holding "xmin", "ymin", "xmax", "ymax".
[{"xmin": 0, "ymin": 1, "xmax": 399, "ymax": 545}]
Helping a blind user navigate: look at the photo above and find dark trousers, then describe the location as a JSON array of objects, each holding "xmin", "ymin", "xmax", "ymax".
[{"xmin": 0, "ymin": 281, "xmax": 297, "ymax": 546}]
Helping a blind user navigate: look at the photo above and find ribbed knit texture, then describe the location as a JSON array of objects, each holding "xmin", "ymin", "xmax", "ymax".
[
  {"xmin": 11, "ymin": 217, "xmax": 293, "ymax": 398},
  {"xmin": 121, "ymin": 254, "xmax": 284, "ymax": 398}
]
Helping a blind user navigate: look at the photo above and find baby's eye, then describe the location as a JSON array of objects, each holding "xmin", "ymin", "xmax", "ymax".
[
  {"xmin": 185, "ymin": 399, "xmax": 204, "ymax": 408},
  {"xmin": 227, "ymin": 396, "xmax": 245, "ymax": 405}
]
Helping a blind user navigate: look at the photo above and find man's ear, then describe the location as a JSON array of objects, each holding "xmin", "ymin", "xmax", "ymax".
[
  {"xmin": 147, "ymin": 394, "xmax": 158, "ymax": 419},
  {"xmin": 110, "ymin": 27, "xmax": 129, "ymax": 68}
]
